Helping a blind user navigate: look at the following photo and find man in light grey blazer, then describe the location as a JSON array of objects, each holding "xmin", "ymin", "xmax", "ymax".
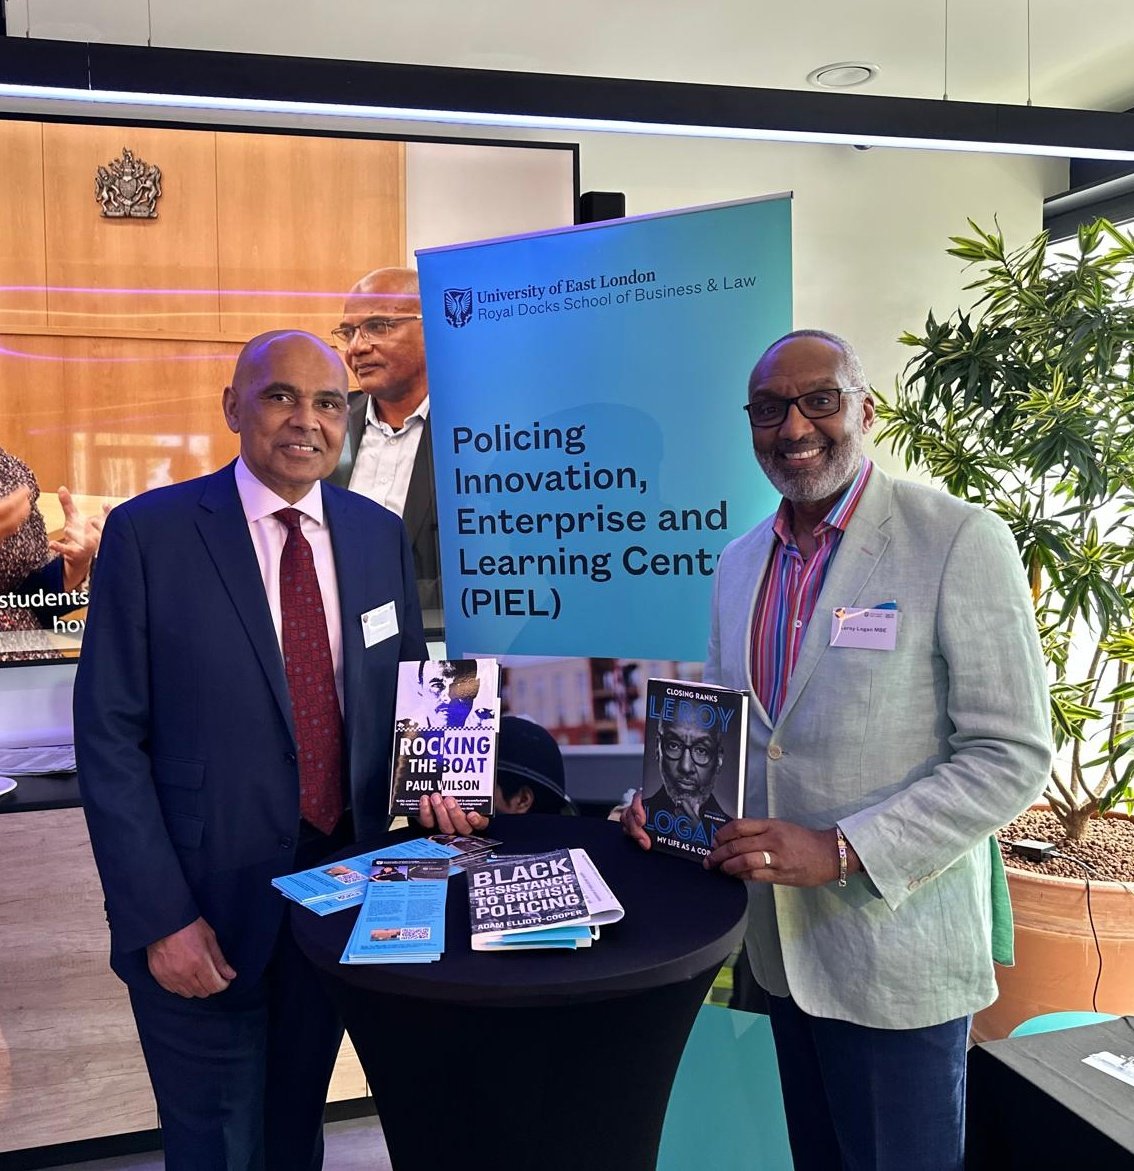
[{"xmin": 624, "ymin": 330, "xmax": 1051, "ymax": 1171}]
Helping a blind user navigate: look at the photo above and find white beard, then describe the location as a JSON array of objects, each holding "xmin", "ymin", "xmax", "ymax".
[{"xmin": 756, "ymin": 431, "xmax": 864, "ymax": 505}]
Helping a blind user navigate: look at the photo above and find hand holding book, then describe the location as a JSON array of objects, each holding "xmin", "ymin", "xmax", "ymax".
[
  {"xmin": 629, "ymin": 679, "xmax": 748, "ymax": 862},
  {"xmin": 416, "ymin": 790, "xmax": 491, "ymax": 836},
  {"xmin": 706, "ymin": 819, "xmax": 862, "ymax": 887}
]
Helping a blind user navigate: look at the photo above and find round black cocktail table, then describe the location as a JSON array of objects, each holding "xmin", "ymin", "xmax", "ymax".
[{"xmin": 292, "ymin": 813, "xmax": 748, "ymax": 1171}]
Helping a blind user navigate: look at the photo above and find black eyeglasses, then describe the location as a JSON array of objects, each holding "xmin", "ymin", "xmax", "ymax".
[
  {"xmin": 331, "ymin": 315, "xmax": 423, "ymax": 349},
  {"xmin": 743, "ymin": 387, "xmax": 865, "ymax": 429},
  {"xmin": 660, "ymin": 736, "xmax": 716, "ymax": 767}
]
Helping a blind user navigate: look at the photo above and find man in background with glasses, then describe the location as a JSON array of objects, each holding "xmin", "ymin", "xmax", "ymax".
[
  {"xmin": 624, "ymin": 329, "xmax": 1051, "ymax": 1171},
  {"xmin": 329, "ymin": 267, "xmax": 441, "ymax": 620}
]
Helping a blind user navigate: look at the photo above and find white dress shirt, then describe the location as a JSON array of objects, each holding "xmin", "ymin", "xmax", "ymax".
[
  {"xmin": 233, "ymin": 457, "xmax": 344, "ymax": 712},
  {"xmin": 347, "ymin": 395, "xmax": 429, "ymax": 517}
]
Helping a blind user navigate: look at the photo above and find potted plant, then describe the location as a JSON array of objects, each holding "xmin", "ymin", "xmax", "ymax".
[{"xmin": 875, "ymin": 217, "xmax": 1134, "ymax": 1038}]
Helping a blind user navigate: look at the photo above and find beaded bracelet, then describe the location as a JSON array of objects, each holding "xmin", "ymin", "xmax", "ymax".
[{"xmin": 834, "ymin": 825, "xmax": 849, "ymax": 888}]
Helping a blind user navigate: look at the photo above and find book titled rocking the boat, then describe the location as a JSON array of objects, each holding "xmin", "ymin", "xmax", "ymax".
[
  {"xmin": 640, "ymin": 678, "xmax": 748, "ymax": 861},
  {"xmin": 388, "ymin": 658, "xmax": 500, "ymax": 819},
  {"xmin": 466, "ymin": 848, "xmax": 624, "ymax": 951}
]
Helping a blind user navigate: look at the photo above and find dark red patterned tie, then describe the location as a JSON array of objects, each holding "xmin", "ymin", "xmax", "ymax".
[{"xmin": 275, "ymin": 508, "xmax": 343, "ymax": 834}]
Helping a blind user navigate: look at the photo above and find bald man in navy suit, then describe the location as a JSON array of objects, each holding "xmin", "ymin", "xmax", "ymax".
[{"xmin": 75, "ymin": 331, "xmax": 479, "ymax": 1170}]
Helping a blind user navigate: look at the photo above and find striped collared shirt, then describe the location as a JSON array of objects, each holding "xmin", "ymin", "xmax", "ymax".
[{"xmin": 750, "ymin": 459, "xmax": 873, "ymax": 722}]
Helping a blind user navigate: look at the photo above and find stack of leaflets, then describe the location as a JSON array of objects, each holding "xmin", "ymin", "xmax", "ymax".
[
  {"xmin": 466, "ymin": 848, "xmax": 624, "ymax": 951},
  {"xmin": 388, "ymin": 658, "xmax": 500, "ymax": 819},
  {"xmin": 429, "ymin": 833, "xmax": 499, "ymax": 871},
  {"xmin": 340, "ymin": 857, "xmax": 451, "ymax": 964},
  {"xmin": 640, "ymin": 678, "xmax": 748, "ymax": 861},
  {"xmin": 272, "ymin": 835, "xmax": 499, "ymax": 916}
]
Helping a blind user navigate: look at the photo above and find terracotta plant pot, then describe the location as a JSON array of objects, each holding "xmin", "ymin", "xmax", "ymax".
[{"xmin": 971, "ymin": 863, "xmax": 1134, "ymax": 1042}]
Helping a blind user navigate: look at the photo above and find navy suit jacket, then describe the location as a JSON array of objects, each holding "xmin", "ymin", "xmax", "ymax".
[{"xmin": 75, "ymin": 462, "xmax": 426, "ymax": 990}]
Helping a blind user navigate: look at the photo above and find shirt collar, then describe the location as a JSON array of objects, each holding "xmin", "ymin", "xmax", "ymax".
[
  {"xmin": 234, "ymin": 456, "xmax": 325, "ymax": 526},
  {"xmin": 772, "ymin": 458, "xmax": 873, "ymax": 548},
  {"xmin": 365, "ymin": 393, "xmax": 430, "ymax": 433}
]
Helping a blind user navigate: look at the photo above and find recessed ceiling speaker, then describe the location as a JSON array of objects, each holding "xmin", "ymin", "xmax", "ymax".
[{"xmin": 806, "ymin": 63, "xmax": 880, "ymax": 90}]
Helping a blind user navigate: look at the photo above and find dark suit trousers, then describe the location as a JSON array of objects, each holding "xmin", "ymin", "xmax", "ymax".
[
  {"xmin": 128, "ymin": 822, "xmax": 352, "ymax": 1171},
  {"xmin": 766, "ymin": 992, "xmax": 969, "ymax": 1171}
]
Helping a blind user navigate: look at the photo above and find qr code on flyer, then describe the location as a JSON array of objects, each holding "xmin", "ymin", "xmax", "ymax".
[{"xmin": 398, "ymin": 926, "xmax": 431, "ymax": 940}]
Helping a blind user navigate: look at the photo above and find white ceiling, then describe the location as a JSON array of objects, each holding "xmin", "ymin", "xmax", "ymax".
[{"xmin": 4, "ymin": 0, "xmax": 1134, "ymax": 113}]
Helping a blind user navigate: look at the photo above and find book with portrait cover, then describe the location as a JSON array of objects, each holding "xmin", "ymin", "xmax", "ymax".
[
  {"xmin": 340, "ymin": 857, "xmax": 451, "ymax": 964},
  {"xmin": 466, "ymin": 848, "xmax": 624, "ymax": 951},
  {"xmin": 640, "ymin": 678, "xmax": 748, "ymax": 861},
  {"xmin": 388, "ymin": 658, "xmax": 500, "ymax": 818}
]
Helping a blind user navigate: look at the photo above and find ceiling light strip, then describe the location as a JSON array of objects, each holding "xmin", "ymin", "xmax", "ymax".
[{"xmin": 2, "ymin": 82, "xmax": 1133, "ymax": 162}]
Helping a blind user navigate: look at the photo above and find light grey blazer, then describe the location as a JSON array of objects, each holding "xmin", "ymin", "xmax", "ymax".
[{"xmin": 707, "ymin": 466, "xmax": 1052, "ymax": 1028}]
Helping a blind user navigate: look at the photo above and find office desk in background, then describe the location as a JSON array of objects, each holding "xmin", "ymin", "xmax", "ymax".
[
  {"xmin": 294, "ymin": 813, "xmax": 749, "ymax": 1171},
  {"xmin": 967, "ymin": 1015, "xmax": 1134, "ymax": 1169}
]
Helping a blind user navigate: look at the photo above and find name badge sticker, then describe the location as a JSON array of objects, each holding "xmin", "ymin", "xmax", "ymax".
[
  {"xmin": 361, "ymin": 601, "xmax": 399, "ymax": 648},
  {"xmin": 829, "ymin": 606, "xmax": 899, "ymax": 651}
]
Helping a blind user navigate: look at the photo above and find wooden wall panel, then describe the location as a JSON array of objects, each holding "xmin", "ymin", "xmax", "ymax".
[
  {"xmin": 0, "ymin": 120, "xmax": 47, "ymax": 331},
  {"xmin": 42, "ymin": 124, "xmax": 222, "ymax": 334},
  {"xmin": 0, "ymin": 334, "xmax": 241, "ymax": 497},
  {"xmin": 215, "ymin": 133, "xmax": 405, "ymax": 340},
  {"xmin": 0, "ymin": 332, "xmax": 66, "ymax": 490}
]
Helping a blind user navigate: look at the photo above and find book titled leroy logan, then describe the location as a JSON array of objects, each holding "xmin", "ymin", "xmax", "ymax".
[
  {"xmin": 465, "ymin": 848, "xmax": 624, "ymax": 951},
  {"xmin": 388, "ymin": 658, "xmax": 500, "ymax": 818},
  {"xmin": 640, "ymin": 678, "xmax": 748, "ymax": 861}
]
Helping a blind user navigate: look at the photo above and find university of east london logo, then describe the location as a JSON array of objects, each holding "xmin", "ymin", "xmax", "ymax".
[{"xmin": 443, "ymin": 287, "xmax": 473, "ymax": 328}]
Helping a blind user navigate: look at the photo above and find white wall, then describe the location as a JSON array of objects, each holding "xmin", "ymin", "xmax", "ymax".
[
  {"xmin": 572, "ymin": 132, "xmax": 1063, "ymax": 435},
  {"xmin": 405, "ymin": 141, "xmax": 576, "ymax": 257}
]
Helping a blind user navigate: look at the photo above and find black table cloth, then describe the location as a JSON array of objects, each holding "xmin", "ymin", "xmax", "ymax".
[
  {"xmin": 292, "ymin": 813, "xmax": 748, "ymax": 1171},
  {"xmin": 966, "ymin": 1015, "xmax": 1134, "ymax": 1169}
]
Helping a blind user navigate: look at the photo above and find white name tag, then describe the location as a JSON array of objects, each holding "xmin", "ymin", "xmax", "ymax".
[
  {"xmin": 361, "ymin": 601, "xmax": 399, "ymax": 648},
  {"xmin": 829, "ymin": 607, "xmax": 899, "ymax": 651}
]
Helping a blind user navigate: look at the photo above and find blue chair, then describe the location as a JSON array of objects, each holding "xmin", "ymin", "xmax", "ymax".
[
  {"xmin": 1009, "ymin": 1010, "xmax": 1119, "ymax": 1038},
  {"xmin": 658, "ymin": 1005, "xmax": 794, "ymax": 1170}
]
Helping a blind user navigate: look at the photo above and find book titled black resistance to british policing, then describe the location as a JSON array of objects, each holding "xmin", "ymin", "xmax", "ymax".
[
  {"xmin": 466, "ymin": 848, "xmax": 624, "ymax": 951},
  {"xmin": 640, "ymin": 678, "xmax": 748, "ymax": 860}
]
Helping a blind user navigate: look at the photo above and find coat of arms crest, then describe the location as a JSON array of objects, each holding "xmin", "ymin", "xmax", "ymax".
[{"xmin": 95, "ymin": 148, "xmax": 162, "ymax": 219}]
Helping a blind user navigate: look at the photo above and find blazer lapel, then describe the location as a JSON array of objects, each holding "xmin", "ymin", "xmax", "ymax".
[
  {"xmin": 775, "ymin": 468, "xmax": 893, "ymax": 725},
  {"xmin": 323, "ymin": 485, "xmax": 367, "ymax": 738},
  {"xmin": 737, "ymin": 523, "xmax": 777, "ymax": 731},
  {"xmin": 329, "ymin": 392, "xmax": 367, "ymax": 488},
  {"xmin": 195, "ymin": 464, "xmax": 294, "ymax": 735},
  {"xmin": 401, "ymin": 413, "xmax": 434, "ymax": 546}
]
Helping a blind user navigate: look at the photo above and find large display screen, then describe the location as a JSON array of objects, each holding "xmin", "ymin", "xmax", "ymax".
[{"xmin": 0, "ymin": 117, "xmax": 576, "ymax": 666}]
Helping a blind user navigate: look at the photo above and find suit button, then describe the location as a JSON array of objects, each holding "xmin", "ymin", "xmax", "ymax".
[
  {"xmin": 767, "ymin": 745, "xmax": 783, "ymax": 760},
  {"xmin": 285, "ymin": 752, "xmax": 297, "ymax": 764},
  {"xmin": 279, "ymin": 836, "xmax": 294, "ymax": 849}
]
